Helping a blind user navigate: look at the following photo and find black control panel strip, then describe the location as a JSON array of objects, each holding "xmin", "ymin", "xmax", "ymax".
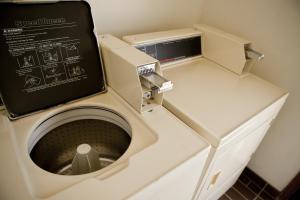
[{"xmin": 136, "ymin": 36, "xmax": 202, "ymax": 63}]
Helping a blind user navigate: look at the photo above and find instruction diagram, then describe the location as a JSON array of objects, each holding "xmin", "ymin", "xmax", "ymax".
[
  {"xmin": 17, "ymin": 51, "xmax": 38, "ymax": 68},
  {"xmin": 67, "ymin": 63, "xmax": 86, "ymax": 77},
  {"xmin": 66, "ymin": 44, "xmax": 79, "ymax": 57},
  {"xmin": 43, "ymin": 51, "xmax": 59, "ymax": 62},
  {"xmin": 43, "ymin": 64, "xmax": 67, "ymax": 84},
  {"xmin": 60, "ymin": 43, "xmax": 80, "ymax": 59},
  {"xmin": 38, "ymin": 46, "xmax": 62, "ymax": 65},
  {"xmin": 2, "ymin": 17, "xmax": 89, "ymax": 94},
  {"xmin": 24, "ymin": 75, "xmax": 41, "ymax": 88}
]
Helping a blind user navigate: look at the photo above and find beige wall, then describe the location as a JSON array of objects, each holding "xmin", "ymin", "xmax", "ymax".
[
  {"xmin": 87, "ymin": 0, "xmax": 205, "ymax": 37},
  {"xmin": 17, "ymin": 0, "xmax": 205, "ymax": 37},
  {"xmin": 199, "ymin": 0, "xmax": 300, "ymax": 190}
]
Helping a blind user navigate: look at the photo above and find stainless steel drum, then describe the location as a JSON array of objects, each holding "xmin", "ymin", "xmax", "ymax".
[{"xmin": 28, "ymin": 107, "xmax": 132, "ymax": 176}]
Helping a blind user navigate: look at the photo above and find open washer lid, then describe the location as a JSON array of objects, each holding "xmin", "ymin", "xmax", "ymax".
[{"xmin": 0, "ymin": 1, "xmax": 106, "ymax": 119}]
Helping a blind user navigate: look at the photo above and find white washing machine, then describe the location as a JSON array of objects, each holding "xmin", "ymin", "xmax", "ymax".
[
  {"xmin": 0, "ymin": 2, "xmax": 210, "ymax": 200},
  {"xmin": 123, "ymin": 25, "xmax": 289, "ymax": 200}
]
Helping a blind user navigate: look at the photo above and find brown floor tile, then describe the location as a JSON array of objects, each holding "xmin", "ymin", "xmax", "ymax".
[
  {"xmin": 263, "ymin": 185, "xmax": 280, "ymax": 198},
  {"xmin": 248, "ymin": 182, "xmax": 262, "ymax": 194},
  {"xmin": 219, "ymin": 194, "xmax": 231, "ymax": 200},
  {"xmin": 226, "ymin": 188, "xmax": 247, "ymax": 200},
  {"xmin": 223, "ymin": 168, "xmax": 280, "ymax": 200},
  {"xmin": 234, "ymin": 181, "xmax": 256, "ymax": 199},
  {"xmin": 239, "ymin": 174, "xmax": 251, "ymax": 185},
  {"xmin": 260, "ymin": 191, "xmax": 275, "ymax": 200},
  {"xmin": 243, "ymin": 168, "xmax": 266, "ymax": 188}
]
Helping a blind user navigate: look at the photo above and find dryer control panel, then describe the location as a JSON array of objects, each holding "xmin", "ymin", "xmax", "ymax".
[
  {"xmin": 136, "ymin": 36, "xmax": 201, "ymax": 64},
  {"xmin": 123, "ymin": 28, "xmax": 202, "ymax": 65}
]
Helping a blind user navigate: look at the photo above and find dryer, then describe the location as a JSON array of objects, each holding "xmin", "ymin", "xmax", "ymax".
[
  {"xmin": 123, "ymin": 25, "xmax": 289, "ymax": 200},
  {"xmin": 0, "ymin": 2, "xmax": 210, "ymax": 200}
]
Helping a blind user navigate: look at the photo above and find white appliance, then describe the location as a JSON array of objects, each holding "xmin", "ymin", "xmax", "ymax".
[
  {"xmin": 123, "ymin": 24, "xmax": 289, "ymax": 200},
  {"xmin": 0, "ymin": 2, "xmax": 210, "ymax": 200}
]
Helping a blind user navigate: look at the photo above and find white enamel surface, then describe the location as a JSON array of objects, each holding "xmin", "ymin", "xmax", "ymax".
[
  {"xmin": 198, "ymin": 0, "xmax": 300, "ymax": 190},
  {"xmin": 123, "ymin": 27, "xmax": 288, "ymax": 199},
  {"xmin": 163, "ymin": 58, "xmax": 287, "ymax": 145},
  {"xmin": 196, "ymin": 121, "xmax": 271, "ymax": 200},
  {"xmin": 207, "ymin": 164, "xmax": 245, "ymax": 200},
  {"xmin": 100, "ymin": 34, "xmax": 160, "ymax": 113},
  {"xmin": 1, "ymin": 89, "xmax": 157, "ymax": 198},
  {"xmin": 161, "ymin": 57, "xmax": 287, "ymax": 199},
  {"xmin": 162, "ymin": 57, "xmax": 287, "ymax": 198},
  {"xmin": 194, "ymin": 24, "xmax": 251, "ymax": 75},
  {"xmin": 0, "ymin": 88, "xmax": 209, "ymax": 200}
]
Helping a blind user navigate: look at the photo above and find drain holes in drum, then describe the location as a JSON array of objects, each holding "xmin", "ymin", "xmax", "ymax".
[{"xmin": 30, "ymin": 119, "xmax": 131, "ymax": 175}]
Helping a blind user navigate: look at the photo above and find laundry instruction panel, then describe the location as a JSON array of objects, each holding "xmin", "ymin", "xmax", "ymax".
[
  {"xmin": 0, "ymin": 1, "xmax": 105, "ymax": 118},
  {"xmin": 4, "ymin": 19, "xmax": 85, "ymax": 92}
]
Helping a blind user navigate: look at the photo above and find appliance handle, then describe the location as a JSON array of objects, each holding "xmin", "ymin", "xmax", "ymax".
[{"xmin": 245, "ymin": 48, "xmax": 264, "ymax": 61}]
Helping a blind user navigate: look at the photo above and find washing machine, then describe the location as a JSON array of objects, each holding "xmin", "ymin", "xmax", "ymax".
[
  {"xmin": 123, "ymin": 25, "xmax": 289, "ymax": 200},
  {"xmin": 0, "ymin": 2, "xmax": 210, "ymax": 200}
]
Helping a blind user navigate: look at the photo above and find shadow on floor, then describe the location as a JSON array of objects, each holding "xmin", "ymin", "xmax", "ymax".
[{"xmin": 219, "ymin": 168, "xmax": 280, "ymax": 200}]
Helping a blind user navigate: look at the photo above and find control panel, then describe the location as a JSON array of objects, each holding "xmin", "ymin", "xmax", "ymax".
[
  {"xmin": 138, "ymin": 64, "xmax": 173, "ymax": 94},
  {"xmin": 135, "ymin": 36, "xmax": 201, "ymax": 64},
  {"xmin": 100, "ymin": 35, "xmax": 173, "ymax": 113}
]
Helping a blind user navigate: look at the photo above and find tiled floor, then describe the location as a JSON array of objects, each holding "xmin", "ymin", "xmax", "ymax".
[{"xmin": 219, "ymin": 168, "xmax": 280, "ymax": 200}]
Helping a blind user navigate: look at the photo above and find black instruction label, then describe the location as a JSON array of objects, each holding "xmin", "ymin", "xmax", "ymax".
[
  {"xmin": 0, "ymin": 2, "xmax": 105, "ymax": 118},
  {"xmin": 4, "ymin": 17, "xmax": 87, "ymax": 92}
]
